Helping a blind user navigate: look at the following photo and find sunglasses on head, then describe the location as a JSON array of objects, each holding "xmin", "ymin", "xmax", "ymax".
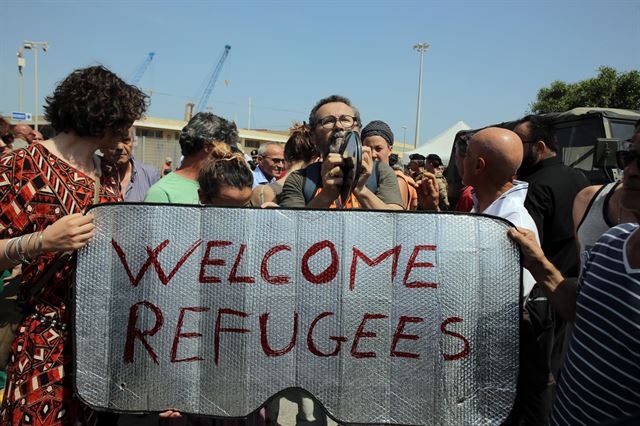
[{"xmin": 616, "ymin": 150, "xmax": 640, "ymax": 169}]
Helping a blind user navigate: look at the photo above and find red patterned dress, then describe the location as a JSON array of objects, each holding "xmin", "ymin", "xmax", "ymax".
[{"xmin": 0, "ymin": 143, "xmax": 121, "ymax": 425}]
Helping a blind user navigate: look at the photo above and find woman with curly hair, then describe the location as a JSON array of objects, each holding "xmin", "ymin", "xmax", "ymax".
[{"xmin": 0, "ymin": 65, "xmax": 147, "ymax": 425}]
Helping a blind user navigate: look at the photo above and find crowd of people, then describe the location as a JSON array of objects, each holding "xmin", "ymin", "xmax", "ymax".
[{"xmin": 0, "ymin": 65, "xmax": 638, "ymax": 426}]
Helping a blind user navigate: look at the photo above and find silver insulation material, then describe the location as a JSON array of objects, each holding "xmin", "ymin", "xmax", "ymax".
[{"xmin": 75, "ymin": 204, "xmax": 520, "ymax": 425}]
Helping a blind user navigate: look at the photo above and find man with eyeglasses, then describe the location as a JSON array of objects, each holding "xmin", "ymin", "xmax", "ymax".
[
  {"xmin": 508, "ymin": 119, "xmax": 640, "ymax": 426},
  {"xmin": 253, "ymin": 142, "xmax": 285, "ymax": 189},
  {"xmin": 279, "ymin": 95, "xmax": 403, "ymax": 209}
]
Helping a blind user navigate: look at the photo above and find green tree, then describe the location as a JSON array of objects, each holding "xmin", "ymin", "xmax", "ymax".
[{"xmin": 530, "ymin": 66, "xmax": 640, "ymax": 114}]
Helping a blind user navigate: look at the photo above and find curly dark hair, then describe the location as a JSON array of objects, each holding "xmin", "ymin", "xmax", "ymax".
[{"xmin": 44, "ymin": 65, "xmax": 148, "ymax": 138}]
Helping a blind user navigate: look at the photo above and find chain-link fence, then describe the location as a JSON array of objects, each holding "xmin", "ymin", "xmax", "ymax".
[{"xmin": 133, "ymin": 136, "xmax": 182, "ymax": 172}]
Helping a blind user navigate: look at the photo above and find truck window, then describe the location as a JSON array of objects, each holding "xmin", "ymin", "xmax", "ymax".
[
  {"xmin": 609, "ymin": 119, "xmax": 636, "ymax": 142},
  {"xmin": 555, "ymin": 118, "xmax": 605, "ymax": 170}
]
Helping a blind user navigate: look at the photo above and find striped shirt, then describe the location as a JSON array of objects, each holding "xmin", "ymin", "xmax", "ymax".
[{"xmin": 551, "ymin": 223, "xmax": 640, "ymax": 425}]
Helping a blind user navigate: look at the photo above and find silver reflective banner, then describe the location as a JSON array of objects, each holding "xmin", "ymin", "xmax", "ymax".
[{"xmin": 75, "ymin": 204, "xmax": 520, "ymax": 425}]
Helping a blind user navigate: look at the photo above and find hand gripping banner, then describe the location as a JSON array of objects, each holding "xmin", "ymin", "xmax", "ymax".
[{"xmin": 75, "ymin": 204, "xmax": 521, "ymax": 425}]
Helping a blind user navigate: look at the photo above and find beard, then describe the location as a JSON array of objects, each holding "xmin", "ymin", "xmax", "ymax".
[{"xmin": 517, "ymin": 147, "xmax": 538, "ymax": 178}]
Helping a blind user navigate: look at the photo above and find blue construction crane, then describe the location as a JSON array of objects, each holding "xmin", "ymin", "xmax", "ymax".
[
  {"xmin": 195, "ymin": 45, "xmax": 231, "ymax": 113},
  {"xmin": 130, "ymin": 52, "xmax": 155, "ymax": 85}
]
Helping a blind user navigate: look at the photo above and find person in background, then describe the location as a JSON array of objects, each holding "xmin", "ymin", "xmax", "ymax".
[
  {"xmin": 31, "ymin": 130, "xmax": 44, "ymax": 143},
  {"xmin": 11, "ymin": 123, "xmax": 34, "ymax": 150},
  {"xmin": 0, "ymin": 118, "xmax": 14, "ymax": 155},
  {"xmin": 512, "ymin": 114, "xmax": 591, "ymax": 423},
  {"xmin": 453, "ymin": 136, "xmax": 474, "ymax": 212},
  {"xmin": 198, "ymin": 153, "xmax": 254, "ymax": 206},
  {"xmin": 424, "ymin": 153, "xmax": 449, "ymax": 210},
  {"xmin": 102, "ymin": 128, "xmax": 160, "ymax": 202},
  {"xmin": 279, "ymin": 94, "xmax": 402, "ymax": 210},
  {"xmin": 362, "ymin": 120, "xmax": 417, "ymax": 210},
  {"xmin": 407, "ymin": 153, "xmax": 426, "ymax": 180},
  {"xmin": 251, "ymin": 122, "xmax": 319, "ymax": 207},
  {"xmin": 0, "ymin": 64, "xmax": 147, "ymax": 426},
  {"xmin": 507, "ymin": 125, "xmax": 640, "ymax": 425},
  {"xmin": 252, "ymin": 142, "xmax": 285, "ymax": 188},
  {"xmin": 572, "ymin": 120, "xmax": 639, "ymax": 268},
  {"xmin": 145, "ymin": 112, "xmax": 238, "ymax": 204},
  {"xmin": 160, "ymin": 157, "xmax": 173, "ymax": 176}
]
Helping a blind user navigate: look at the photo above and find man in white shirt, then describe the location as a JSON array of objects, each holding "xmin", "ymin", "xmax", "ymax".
[
  {"xmin": 252, "ymin": 142, "xmax": 284, "ymax": 188},
  {"xmin": 462, "ymin": 127, "xmax": 540, "ymax": 299}
]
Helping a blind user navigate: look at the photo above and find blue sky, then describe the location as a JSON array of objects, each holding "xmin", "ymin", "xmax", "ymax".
[{"xmin": 1, "ymin": 0, "xmax": 638, "ymax": 146}]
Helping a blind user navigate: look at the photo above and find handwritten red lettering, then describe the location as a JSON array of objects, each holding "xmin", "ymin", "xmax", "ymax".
[
  {"xmin": 112, "ymin": 239, "xmax": 167, "ymax": 287},
  {"xmin": 350, "ymin": 313, "xmax": 388, "ymax": 358},
  {"xmin": 259, "ymin": 312, "xmax": 298, "ymax": 356},
  {"xmin": 390, "ymin": 316, "xmax": 424, "ymax": 359},
  {"xmin": 301, "ymin": 240, "xmax": 339, "ymax": 284},
  {"xmin": 403, "ymin": 245, "xmax": 438, "ymax": 288},
  {"xmin": 307, "ymin": 312, "xmax": 347, "ymax": 357},
  {"xmin": 260, "ymin": 245, "xmax": 292, "ymax": 285},
  {"xmin": 440, "ymin": 317, "xmax": 470, "ymax": 361},
  {"xmin": 349, "ymin": 246, "xmax": 401, "ymax": 291},
  {"xmin": 171, "ymin": 307, "xmax": 210, "ymax": 363},
  {"xmin": 228, "ymin": 244, "xmax": 255, "ymax": 284},
  {"xmin": 199, "ymin": 241, "xmax": 232, "ymax": 283},
  {"xmin": 214, "ymin": 308, "xmax": 250, "ymax": 366},
  {"xmin": 141, "ymin": 239, "xmax": 202, "ymax": 286},
  {"xmin": 124, "ymin": 301, "xmax": 164, "ymax": 365}
]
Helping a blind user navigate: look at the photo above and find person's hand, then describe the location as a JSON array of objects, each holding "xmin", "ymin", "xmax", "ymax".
[
  {"xmin": 507, "ymin": 227, "xmax": 547, "ymax": 271},
  {"xmin": 260, "ymin": 201, "xmax": 279, "ymax": 208},
  {"xmin": 320, "ymin": 154, "xmax": 344, "ymax": 198},
  {"xmin": 416, "ymin": 172, "xmax": 439, "ymax": 211},
  {"xmin": 354, "ymin": 146, "xmax": 373, "ymax": 194},
  {"xmin": 159, "ymin": 410, "xmax": 182, "ymax": 418},
  {"xmin": 42, "ymin": 213, "xmax": 95, "ymax": 252}
]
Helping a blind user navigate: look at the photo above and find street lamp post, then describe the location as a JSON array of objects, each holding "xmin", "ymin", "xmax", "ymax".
[
  {"xmin": 17, "ymin": 48, "xmax": 25, "ymax": 111},
  {"xmin": 23, "ymin": 40, "xmax": 49, "ymax": 131},
  {"xmin": 413, "ymin": 42, "xmax": 430, "ymax": 149}
]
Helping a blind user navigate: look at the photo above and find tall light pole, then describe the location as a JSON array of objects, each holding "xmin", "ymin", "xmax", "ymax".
[
  {"xmin": 17, "ymin": 48, "xmax": 25, "ymax": 111},
  {"xmin": 23, "ymin": 40, "xmax": 49, "ymax": 131},
  {"xmin": 413, "ymin": 42, "xmax": 430, "ymax": 149}
]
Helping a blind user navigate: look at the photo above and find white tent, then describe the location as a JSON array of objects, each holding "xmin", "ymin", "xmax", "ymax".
[{"xmin": 403, "ymin": 121, "xmax": 471, "ymax": 166}]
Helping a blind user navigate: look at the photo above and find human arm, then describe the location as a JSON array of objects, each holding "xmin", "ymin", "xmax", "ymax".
[
  {"xmin": 353, "ymin": 150, "xmax": 403, "ymax": 210},
  {"xmin": 0, "ymin": 213, "xmax": 96, "ymax": 271},
  {"xmin": 507, "ymin": 227, "xmax": 577, "ymax": 322},
  {"xmin": 397, "ymin": 175, "xmax": 410, "ymax": 210},
  {"xmin": 416, "ymin": 172, "xmax": 440, "ymax": 211}
]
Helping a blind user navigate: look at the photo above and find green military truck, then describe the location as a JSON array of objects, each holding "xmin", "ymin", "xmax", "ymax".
[{"xmin": 445, "ymin": 107, "xmax": 640, "ymax": 207}]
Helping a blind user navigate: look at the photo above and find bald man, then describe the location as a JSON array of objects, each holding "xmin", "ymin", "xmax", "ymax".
[
  {"xmin": 465, "ymin": 127, "xmax": 562, "ymax": 425},
  {"xmin": 463, "ymin": 127, "xmax": 539, "ymax": 298}
]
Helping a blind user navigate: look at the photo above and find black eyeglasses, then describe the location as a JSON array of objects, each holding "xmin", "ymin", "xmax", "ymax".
[
  {"xmin": 316, "ymin": 115, "xmax": 358, "ymax": 130},
  {"xmin": 616, "ymin": 150, "xmax": 640, "ymax": 169}
]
